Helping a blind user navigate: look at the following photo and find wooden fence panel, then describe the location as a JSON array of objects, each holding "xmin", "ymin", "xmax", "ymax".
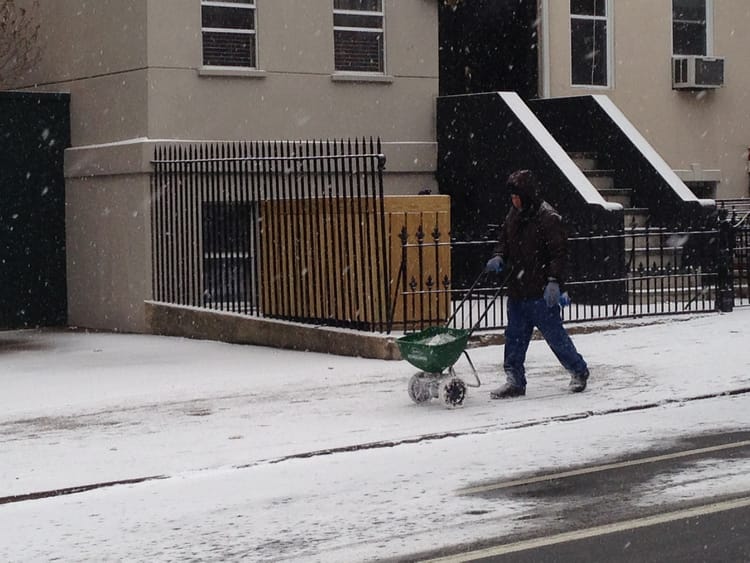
[
  {"xmin": 261, "ymin": 195, "xmax": 450, "ymax": 330},
  {"xmin": 385, "ymin": 195, "xmax": 451, "ymax": 330}
]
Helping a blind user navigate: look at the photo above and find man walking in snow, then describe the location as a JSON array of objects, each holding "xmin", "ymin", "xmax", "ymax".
[{"xmin": 484, "ymin": 169, "xmax": 589, "ymax": 398}]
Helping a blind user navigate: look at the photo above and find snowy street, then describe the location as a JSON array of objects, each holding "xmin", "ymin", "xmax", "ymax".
[{"xmin": 1, "ymin": 309, "xmax": 750, "ymax": 561}]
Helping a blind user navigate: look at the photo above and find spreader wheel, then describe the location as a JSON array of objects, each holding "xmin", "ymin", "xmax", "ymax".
[
  {"xmin": 407, "ymin": 372, "xmax": 432, "ymax": 404},
  {"xmin": 438, "ymin": 376, "xmax": 467, "ymax": 408}
]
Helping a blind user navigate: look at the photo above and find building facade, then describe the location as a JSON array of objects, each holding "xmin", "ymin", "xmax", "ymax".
[
  {"xmin": 4, "ymin": 0, "xmax": 749, "ymax": 334},
  {"xmin": 9, "ymin": 0, "xmax": 438, "ymax": 332},
  {"xmin": 541, "ymin": 0, "xmax": 749, "ymax": 199},
  {"xmin": 441, "ymin": 0, "xmax": 750, "ymax": 200}
]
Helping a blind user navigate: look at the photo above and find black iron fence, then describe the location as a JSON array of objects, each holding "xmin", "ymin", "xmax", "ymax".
[
  {"xmin": 726, "ymin": 206, "xmax": 750, "ymax": 308},
  {"xmin": 396, "ymin": 213, "xmax": 747, "ymax": 333},
  {"xmin": 151, "ymin": 143, "xmax": 749, "ymax": 336},
  {"xmin": 151, "ymin": 139, "xmax": 391, "ymax": 331}
]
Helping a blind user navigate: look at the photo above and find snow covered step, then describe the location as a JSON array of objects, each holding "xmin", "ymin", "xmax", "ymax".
[
  {"xmin": 598, "ymin": 188, "xmax": 633, "ymax": 207},
  {"xmin": 583, "ymin": 169, "xmax": 615, "ymax": 190},
  {"xmin": 568, "ymin": 151, "xmax": 598, "ymax": 170}
]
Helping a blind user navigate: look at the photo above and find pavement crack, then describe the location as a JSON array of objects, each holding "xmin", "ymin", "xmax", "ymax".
[
  {"xmin": 250, "ymin": 387, "xmax": 750, "ymax": 467},
  {"xmin": 0, "ymin": 475, "xmax": 168, "ymax": 506},
  {"xmin": 8, "ymin": 387, "xmax": 750, "ymax": 505}
]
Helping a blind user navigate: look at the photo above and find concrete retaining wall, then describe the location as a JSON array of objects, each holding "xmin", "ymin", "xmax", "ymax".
[{"xmin": 145, "ymin": 301, "xmax": 402, "ymax": 360}]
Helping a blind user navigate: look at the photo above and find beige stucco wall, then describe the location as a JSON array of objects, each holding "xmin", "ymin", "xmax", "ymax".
[
  {"xmin": 143, "ymin": 0, "xmax": 437, "ymax": 167},
  {"xmin": 13, "ymin": 0, "xmax": 149, "ymax": 146},
  {"xmin": 544, "ymin": 0, "xmax": 750, "ymax": 198},
  {"xmin": 17, "ymin": 0, "xmax": 438, "ymax": 172},
  {"xmin": 21, "ymin": 0, "xmax": 438, "ymax": 187},
  {"xmin": 65, "ymin": 173, "xmax": 153, "ymax": 332}
]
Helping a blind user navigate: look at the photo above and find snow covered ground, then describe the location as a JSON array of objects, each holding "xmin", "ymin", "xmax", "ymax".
[{"xmin": 1, "ymin": 309, "xmax": 749, "ymax": 561}]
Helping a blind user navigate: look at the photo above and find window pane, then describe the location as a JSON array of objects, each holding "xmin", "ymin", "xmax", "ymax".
[
  {"xmin": 202, "ymin": 6, "xmax": 255, "ymax": 30},
  {"xmin": 201, "ymin": 1, "xmax": 256, "ymax": 67},
  {"xmin": 334, "ymin": 30, "xmax": 383, "ymax": 72},
  {"xmin": 202, "ymin": 32, "xmax": 256, "ymax": 67},
  {"xmin": 571, "ymin": 19, "xmax": 607, "ymax": 85},
  {"xmin": 673, "ymin": 0, "xmax": 705, "ymax": 21},
  {"xmin": 672, "ymin": 0, "xmax": 706, "ymax": 55},
  {"xmin": 334, "ymin": 0, "xmax": 382, "ymax": 11},
  {"xmin": 333, "ymin": 13, "xmax": 382, "ymax": 29},
  {"xmin": 673, "ymin": 22, "xmax": 706, "ymax": 55},
  {"xmin": 570, "ymin": 0, "xmax": 606, "ymax": 17}
]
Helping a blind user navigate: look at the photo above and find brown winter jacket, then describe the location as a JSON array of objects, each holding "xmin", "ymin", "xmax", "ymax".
[{"xmin": 492, "ymin": 201, "xmax": 568, "ymax": 300}]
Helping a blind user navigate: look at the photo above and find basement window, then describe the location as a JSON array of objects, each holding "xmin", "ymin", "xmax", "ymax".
[
  {"xmin": 333, "ymin": 0, "xmax": 385, "ymax": 73},
  {"xmin": 202, "ymin": 202, "xmax": 258, "ymax": 307},
  {"xmin": 201, "ymin": 0, "xmax": 257, "ymax": 68}
]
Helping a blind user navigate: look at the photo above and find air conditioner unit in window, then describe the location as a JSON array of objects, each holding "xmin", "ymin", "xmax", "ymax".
[{"xmin": 672, "ymin": 56, "xmax": 724, "ymax": 89}]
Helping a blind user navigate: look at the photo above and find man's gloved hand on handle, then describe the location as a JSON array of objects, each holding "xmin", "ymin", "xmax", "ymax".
[
  {"xmin": 485, "ymin": 256, "xmax": 504, "ymax": 274},
  {"xmin": 544, "ymin": 278, "xmax": 560, "ymax": 308}
]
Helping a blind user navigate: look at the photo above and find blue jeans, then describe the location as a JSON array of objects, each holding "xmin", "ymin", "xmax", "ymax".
[{"xmin": 503, "ymin": 298, "xmax": 587, "ymax": 388}]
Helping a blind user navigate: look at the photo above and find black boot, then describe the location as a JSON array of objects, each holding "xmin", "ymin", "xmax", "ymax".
[
  {"xmin": 569, "ymin": 369, "xmax": 589, "ymax": 393},
  {"xmin": 490, "ymin": 382, "xmax": 526, "ymax": 399}
]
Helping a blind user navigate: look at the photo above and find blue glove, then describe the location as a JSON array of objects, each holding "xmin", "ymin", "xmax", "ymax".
[
  {"xmin": 485, "ymin": 256, "xmax": 504, "ymax": 273},
  {"xmin": 543, "ymin": 279, "xmax": 560, "ymax": 308},
  {"xmin": 559, "ymin": 291, "xmax": 571, "ymax": 307}
]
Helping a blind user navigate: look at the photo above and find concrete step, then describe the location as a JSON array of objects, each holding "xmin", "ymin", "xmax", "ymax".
[
  {"xmin": 624, "ymin": 208, "xmax": 650, "ymax": 228},
  {"xmin": 583, "ymin": 169, "xmax": 615, "ymax": 189},
  {"xmin": 621, "ymin": 227, "xmax": 701, "ymax": 250},
  {"xmin": 626, "ymin": 272, "xmax": 715, "ymax": 295},
  {"xmin": 717, "ymin": 198, "xmax": 750, "ymax": 216},
  {"xmin": 623, "ymin": 286, "xmax": 714, "ymax": 305},
  {"xmin": 568, "ymin": 152, "xmax": 598, "ymax": 170},
  {"xmin": 624, "ymin": 236, "xmax": 688, "ymax": 249},
  {"xmin": 599, "ymin": 188, "xmax": 633, "ymax": 207},
  {"xmin": 626, "ymin": 248, "xmax": 685, "ymax": 266}
]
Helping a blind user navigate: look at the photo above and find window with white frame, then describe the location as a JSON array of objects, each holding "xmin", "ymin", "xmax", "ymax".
[
  {"xmin": 570, "ymin": 0, "xmax": 609, "ymax": 86},
  {"xmin": 201, "ymin": 0, "xmax": 256, "ymax": 67},
  {"xmin": 333, "ymin": 0, "xmax": 384, "ymax": 73},
  {"xmin": 673, "ymin": 0, "xmax": 708, "ymax": 55}
]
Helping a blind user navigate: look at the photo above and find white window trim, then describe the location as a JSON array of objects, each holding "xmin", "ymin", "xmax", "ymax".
[
  {"xmin": 541, "ymin": 0, "xmax": 551, "ymax": 98},
  {"xmin": 706, "ymin": 0, "xmax": 714, "ymax": 54},
  {"xmin": 569, "ymin": 0, "xmax": 614, "ymax": 89},
  {"xmin": 334, "ymin": 27, "xmax": 383, "ymax": 33},
  {"xmin": 334, "ymin": 8, "xmax": 383, "ymax": 17},
  {"xmin": 332, "ymin": 2, "xmax": 386, "ymax": 76},
  {"xmin": 671, "ymin": 0, "xmax": 714, "ymax": 56},
  {"xmin": 202, "ymin": 1, "xmax": 255, "ymax": 9},
  {"xmin": 201, "ymin": 0, "xmax": 258, "ymax": 70},
  {"xmin": 202, "ymin": 28, "xmax": 255, "ymax": 35}
]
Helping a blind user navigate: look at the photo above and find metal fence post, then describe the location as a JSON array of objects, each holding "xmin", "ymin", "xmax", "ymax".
[{"xmin": 716, "ymin": 209, "xmax": 735, "ymax": 312}]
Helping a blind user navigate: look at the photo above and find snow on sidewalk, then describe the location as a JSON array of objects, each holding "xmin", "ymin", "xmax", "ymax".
[{"xmin": 2, "ymin": 309, "xmax": 749, "ymax": 498}]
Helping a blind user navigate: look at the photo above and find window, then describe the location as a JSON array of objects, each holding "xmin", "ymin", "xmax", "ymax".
[
  {"xmin": 333, "ymin": 0, "xmax": 384, "ymax": 73},
  {"xmin": 202, "ymin": 202, "xmax": 258, "ymax": 307},
  {"xmin": 201, "ymin": 0, "xmax": 256, "ymax": 67},
  {"xmin": 570, "ymin": 0, "xmax": 609, "ymax": 87},
  {"xmin": 673, "ymin": 0, "xmax": 708, "ymax": 55}
]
